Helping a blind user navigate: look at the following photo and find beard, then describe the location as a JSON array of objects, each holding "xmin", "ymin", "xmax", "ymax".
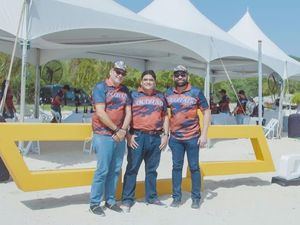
[{"xmin": 175, "ymin": 80, "xmax": 188, "ymax": 87}]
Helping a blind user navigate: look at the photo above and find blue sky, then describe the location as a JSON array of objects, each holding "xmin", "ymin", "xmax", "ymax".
[{"xmin": 116, "ymin": 0, "xmax": 300, "ymax": 57}]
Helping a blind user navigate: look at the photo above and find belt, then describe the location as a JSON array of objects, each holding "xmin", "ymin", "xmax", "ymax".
[{"xmin": 130, "ymin": 128, "xmax": 163, "ymax": 135}]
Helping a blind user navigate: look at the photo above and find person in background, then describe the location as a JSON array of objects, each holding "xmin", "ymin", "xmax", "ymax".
[
  {"xmin": 232, "ymin": 90, "xmax": 248, "ymax": 124},
  {"xmin": 0, "ymin": 80, "xmax": 16, "ymax": 119},
  {"xmin": 218, "ymin": 89, "xmax": 230, "ymax": 114},
  {"xmin": 165, "ymin": 65, "xmax": 211, "ymax": 209},
  {"xmin": 209, "ymin": 93, "xmax": 219, "ymax": 114},
  {"xmin": 89, "ymin": 61, "xmax": 131, "ymax": 216},
  {"xmin": 121, "ymin": 70, "xmax": 169, "ymax": 213},
  {"xmin": 50, "ymin": 84, "xmax": 70, "ymax": 123}
]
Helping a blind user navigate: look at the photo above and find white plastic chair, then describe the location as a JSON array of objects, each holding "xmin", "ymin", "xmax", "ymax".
[
  {"xmin": 39, "ymin": 107, "xmax": 52, "ymax": 122},
  {"xmin": 83, "ymin": 134, "xmax": 94, "ymax": 154},
  {"xmin": 263, "ymin": 118, "xmax": 279, "ymax": 139},
  {"xmin": 82, "ymin": 117, "xmax": 94, "ymax": 154},
  {"xmin": 21, "ymin": 141, "xmax": 41, "ymax": 155}
]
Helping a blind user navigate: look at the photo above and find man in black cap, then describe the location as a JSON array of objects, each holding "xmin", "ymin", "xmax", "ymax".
[
  {"xmin": 165, "ymin": 65, "xmax": 211, "ymax": 209},
  {"xmin": 218, "ymin": 89, "xmax": 230, "ymax": 114}
]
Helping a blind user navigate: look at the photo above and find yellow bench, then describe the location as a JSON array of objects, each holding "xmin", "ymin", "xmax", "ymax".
[{"xmin": 0, "ymin": 123, "xmax": 274, "ymax": 198}]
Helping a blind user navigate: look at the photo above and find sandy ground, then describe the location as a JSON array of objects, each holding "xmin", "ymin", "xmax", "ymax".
[{"xmin": 1, "ymin": 135, "xmax": 300, "ymax": 225}]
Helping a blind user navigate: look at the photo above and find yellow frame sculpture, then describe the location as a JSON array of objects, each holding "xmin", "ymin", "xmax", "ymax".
[{"xmin": 0, "ymin": 123, "xmax": 274, "ymax": 198}]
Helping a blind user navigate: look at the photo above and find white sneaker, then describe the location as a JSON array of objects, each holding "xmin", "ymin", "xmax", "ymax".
[{"xmin": 120, "ymin": 204, "xmax": 131, "ymax": 213}]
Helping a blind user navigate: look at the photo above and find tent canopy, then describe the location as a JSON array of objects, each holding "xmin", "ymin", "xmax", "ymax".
[
  {"xmin": 138, "ymin": 0, "xmax": 292, "ymax": 81},
  {"xmin": 229, "ymin": 10, "xmax": 300, "ymax": 80},
  {"xmin": 0, "ymin": 0, "xmax": 255, "ymax": 82}
]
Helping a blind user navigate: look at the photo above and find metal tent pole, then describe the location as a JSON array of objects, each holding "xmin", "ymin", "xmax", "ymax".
[
  {"xmin": 34, "ymin": 49, "xmax": 41, "ymax": 119},
  {"xmin": 258, "ymin": 40, "xmax": 263, "ymax": 126}
]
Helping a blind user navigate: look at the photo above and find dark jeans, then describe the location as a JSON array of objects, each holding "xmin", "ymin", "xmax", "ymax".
[
  {"xmin": 169, "ymin": 136, "xmax": 201, "ymax": 201},
  {"xmin": 122, "ymin": 131, "xmax": 162, "ymax": 205},
  {"xmin": 51, "ymin": 105, "xmax": 61, "ymax": 123}
]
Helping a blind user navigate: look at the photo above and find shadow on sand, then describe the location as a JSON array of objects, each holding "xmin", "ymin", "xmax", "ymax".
[
  {"xmin": 21, "ymin": 192, "xmax": 90, "ymax": 210},
  {"xmin": 203, "ymin": 176, "xmax": 271, "ymax": 200}
]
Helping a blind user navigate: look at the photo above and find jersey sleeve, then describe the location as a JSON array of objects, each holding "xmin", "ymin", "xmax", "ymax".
[
  {"xmin": 197, "ymin": 89, "xmax": 209, "ymax": 111},
  {"xmin": 92, "ymin": 83, "xmax": 105, "ymax": 104}
]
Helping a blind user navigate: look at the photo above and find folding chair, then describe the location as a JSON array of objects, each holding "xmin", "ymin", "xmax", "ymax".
[
  {"xmin": 82, "ymin": 117, "xmax": 93, "ymax": 154},
  {"xmin": 263, "ymin": 118, "xmax": 279, "ymax": 139},
  {"xmin": 21, "ymin": 141, "xmax": 41, "ymax": 155},
  {"xmin": 83, "ymin": 133, "xmax": 94, "ymax": 154}
]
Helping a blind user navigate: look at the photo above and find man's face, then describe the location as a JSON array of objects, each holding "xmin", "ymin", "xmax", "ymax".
[
  {"xmin": 173, "ymin": 71, "xmax": 188, "ymax": 87},
  {"xmin": 109, "ymin": 68, "xmax": 126, "ymax": 86},
  {"xmin": 140, "ymin": 74, "xmax": 156, "ymax": 91}
]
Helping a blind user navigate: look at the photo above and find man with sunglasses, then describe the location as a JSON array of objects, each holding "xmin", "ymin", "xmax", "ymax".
[
  {"xmin": 165, "ymin": 65, "xmax": 211, "ymax": 209},
  {"xmin": 89, "ymin": 61, "xmax": 132, "ymax": 216}
]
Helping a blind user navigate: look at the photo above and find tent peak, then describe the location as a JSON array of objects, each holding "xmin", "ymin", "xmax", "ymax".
[{"xmin": 246, "ymin": 6, "xmax": 250, "ymax": 14}]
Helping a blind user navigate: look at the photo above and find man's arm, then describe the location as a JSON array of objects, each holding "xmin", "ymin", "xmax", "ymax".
[
  {"xmin": 198, "ymin": 108, "xmax": 211, "ymax": 148},
  {"xmin": 159, "ymin": 115, "xmax": 169, "ymax": 150},
  {"xmin": 94, "ymin": 103, "xmax": 118, "ymax": 131},
  {"xmin": 115, "ymin": 105, "xmax": 132, "ymax": 141},
  {"xmin": 121, "ymin": 105, "xmax": 132, "ymax": 130}
]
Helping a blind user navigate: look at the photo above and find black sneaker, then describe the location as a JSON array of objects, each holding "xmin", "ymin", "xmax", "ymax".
[
  {"xmin": 146, "ymin": 199, "xmax": 167, "ymax": 207},
  {"xmin": 89, "ymin": 205, "xmax": 105, "ymax": 216},
  {"xmin": 105, "ymin": 202, "xmax": 123, "ymax": 213},
  {"xmin": 191, "ymin": 199, "xmax": 200, "ymax": 209},
  {"xmin": 170, "ymin": 199, "xmax": 181, "ymax": 208}
]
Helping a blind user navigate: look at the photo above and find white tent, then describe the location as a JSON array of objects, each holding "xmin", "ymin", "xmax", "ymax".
[
  {"xmin": 138, "ymin": 0, "xmax": 287, "ymax": 81},
  {"xmin": 0, "ymin": 0, "xmax": 213, "ymax": 120},
  {"xmin": 228, "ymin": 10, "xmax": 300, "ymax": 80},
  {"xmin": 0, "ymin": 0, "xmax": 259, "ymax": 118},
  {"xmin": 139, "ymin": 0, "xmax": 300, "ymax": 126},
  {"xmin": 228, "ymin": 10, "xmax": 300, "ymax": 135},
  {"xmin": 0, "ymin": 0, "xmax": 286, "ymax": 123}
]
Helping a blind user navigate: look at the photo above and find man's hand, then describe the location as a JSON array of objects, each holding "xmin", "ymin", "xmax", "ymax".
[
  {"xmin": 127, "ymin": 134, "xmax": 139, "ymax": 149},
  {"xmin": 198, "ymin": 134, "xmax": 207, "ymax": 148},
  {"xmin": 113, "ymin": 129, "xmax": 126, "ymax": 142},
  {"xmin": 159, "ymin": 135, "xmax": 168, "ymax": 150}
]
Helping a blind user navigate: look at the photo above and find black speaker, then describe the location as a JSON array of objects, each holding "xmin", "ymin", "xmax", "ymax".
[{"xmin": 288, "ymin": 114, "xmax": 300, "ymax": 138}]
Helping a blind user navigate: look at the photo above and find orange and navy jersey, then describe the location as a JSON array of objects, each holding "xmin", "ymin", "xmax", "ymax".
[
  {"xmin": 236, "ymin": 97, "xmax": 247, "ymax": 114},
  {"xmin": 131, "ymin": 87, "xmax": 167, "ymax": 131},
  {"xmin": 92, "ymin": 79, "xmax": 131, "ymax": 135},
  {"xmin": 165, "ymin": 84, "xmax": 209, "ymax": 140},
  {"xmin": 218, "ymin": 95, "xmax": 230, "ymax": 113}
]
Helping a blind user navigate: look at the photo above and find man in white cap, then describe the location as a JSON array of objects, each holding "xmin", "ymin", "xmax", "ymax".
[
  {"xmin": 89, "ymin": 61, "xmax": 132, "ymax": 216},
  {"xmin": 165, "ymin": 65, "xmax": 211, "ymax": 209}
]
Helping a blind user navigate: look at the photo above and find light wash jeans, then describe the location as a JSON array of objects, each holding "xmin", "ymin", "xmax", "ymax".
[
  {"xmin": 236, "ymin": 114, "xmax": 250, "ymax": 125},
  {"xmin": 90, "ymin": 134, "xmax": 125, "ymax": 206}
]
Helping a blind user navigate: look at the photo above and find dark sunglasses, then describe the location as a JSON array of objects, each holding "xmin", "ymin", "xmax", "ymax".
[
  {"xmin": 173, "ymin": 72, "xmax": 187, "ymax": 78},
  {"xmin": 114, "ymin": 68, "xmax": 126, "ymax": 76}
]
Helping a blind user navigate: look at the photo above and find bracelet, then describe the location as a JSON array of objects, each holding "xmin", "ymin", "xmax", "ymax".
[
  {"xmin": 113, "ymin": 128, "xmax": 119, "ymax": 134},
  {"xmin": 161, "ymin": 132, "xmax": 169, "ymax": 137}
]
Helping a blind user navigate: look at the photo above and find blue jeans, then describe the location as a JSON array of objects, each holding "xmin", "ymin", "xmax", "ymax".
[
  {"xmin": 236, "ymin": 114, "xmax": 250, "ymax": 124},
  {"xmin": 236, "ymin": 114, "xmax": 245, "ymax": 124},
  {"xmin": 90, "ymin": 134, "xmax": 125, "ymax": 206},
  {"xmin": 169, "ymin": 136, "xmax": 201, "ymax": 201},
  {"xmin": 122, "ymin": 131, "xmax": 162, "ymax": 205}
]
